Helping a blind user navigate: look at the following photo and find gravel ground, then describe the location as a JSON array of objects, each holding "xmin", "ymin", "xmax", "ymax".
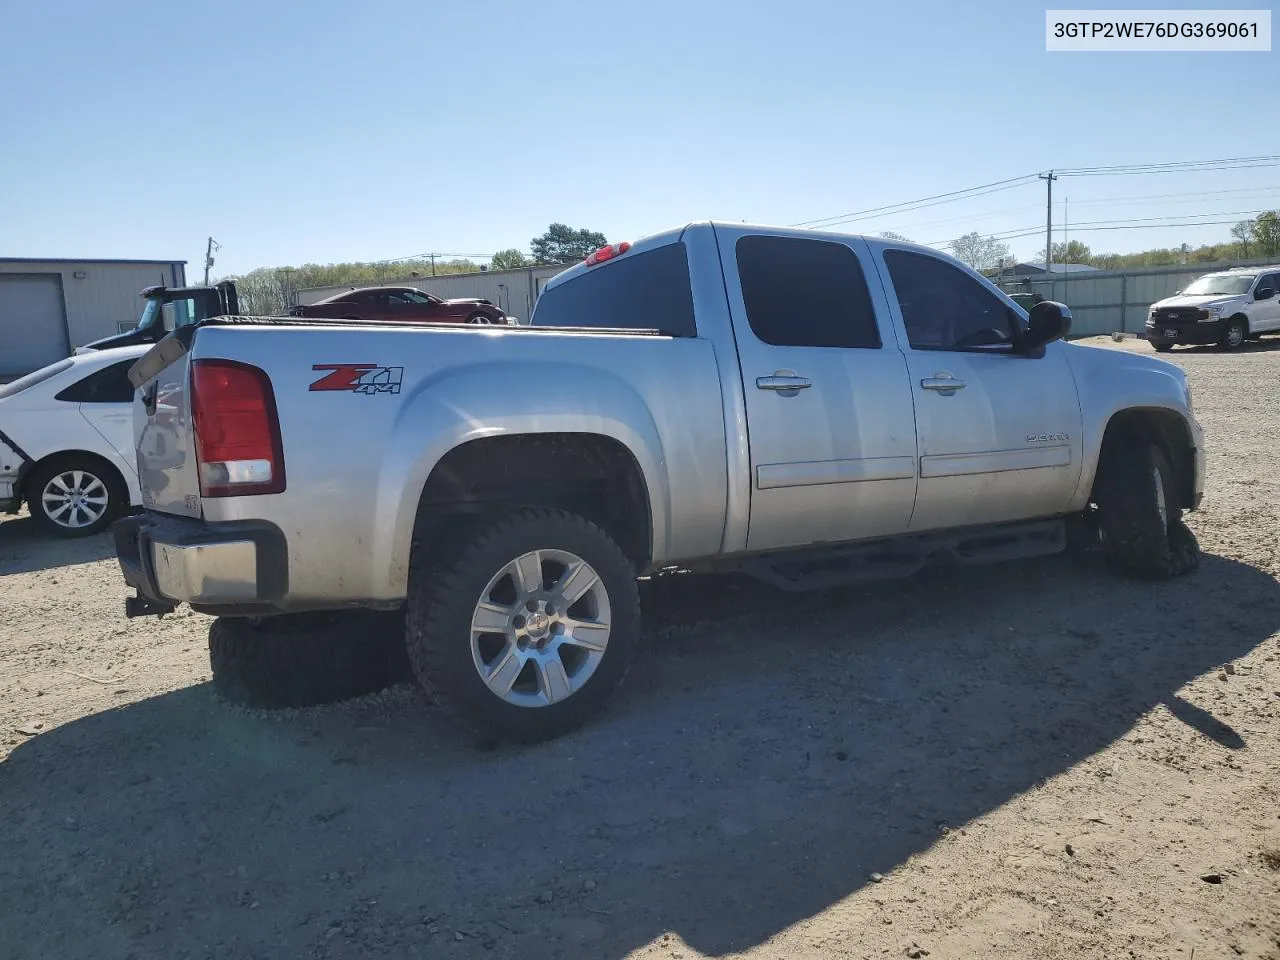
[{"xmin": 1, "ymin": 338, "xmax": 1278, "ymax": 960}]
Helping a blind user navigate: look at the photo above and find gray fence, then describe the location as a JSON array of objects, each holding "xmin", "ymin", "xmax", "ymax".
[{"xmin": 996, "ymin": 256, "xmax": 1279, "ymax": 337}]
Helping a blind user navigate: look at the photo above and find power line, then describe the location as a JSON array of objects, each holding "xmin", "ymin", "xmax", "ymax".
[
  {"xmin": 793, "ymin": 154, "xmax": 1280, "ymax": 234},
  {"xmin": 790, "ymin": 174, "xmax": 1040, "ymax": 228}
]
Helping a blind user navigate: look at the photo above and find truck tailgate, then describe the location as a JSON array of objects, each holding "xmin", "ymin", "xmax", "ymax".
[{"xmin": 129, "ymin": 335, "xmax": 203, "ymax": 518}]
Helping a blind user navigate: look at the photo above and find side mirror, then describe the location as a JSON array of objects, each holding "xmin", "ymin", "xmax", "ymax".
[
  {"xmin": 1255, "ymin": 286, "xmax": 1275, "ymax": 301},
  {"xmin": 1024, "ymin": 300, "xmax": 1071, "ymax": 350}
]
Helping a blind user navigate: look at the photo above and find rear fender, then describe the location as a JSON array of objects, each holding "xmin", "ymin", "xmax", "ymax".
[{"xmin": 372, "ymin": 360, "xmax": 669, "ymax": 598}]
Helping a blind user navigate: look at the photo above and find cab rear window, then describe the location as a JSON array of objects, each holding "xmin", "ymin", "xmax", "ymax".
[{"xmin": 533, "ymin": 242, "xmax": 696, "ymax": 337}]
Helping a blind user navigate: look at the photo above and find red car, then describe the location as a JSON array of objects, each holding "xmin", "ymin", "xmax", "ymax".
[{"xmin": 290, "ymin": 286, "xmax": 509, "ymax": 324}]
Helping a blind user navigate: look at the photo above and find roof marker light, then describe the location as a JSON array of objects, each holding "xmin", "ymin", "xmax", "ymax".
[{"xmin": 583, "ymin": 241, "xmax": 632, "ymax": 267}]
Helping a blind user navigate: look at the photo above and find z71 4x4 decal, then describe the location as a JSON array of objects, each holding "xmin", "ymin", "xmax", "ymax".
[{"xmin": 310, "ymin": 364, "xmax": 403, "ymax": 395}]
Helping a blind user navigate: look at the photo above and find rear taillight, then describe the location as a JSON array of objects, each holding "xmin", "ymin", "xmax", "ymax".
[{"xmin": 191, "ymin": 359, "xmax": 285, "ymax": 497}]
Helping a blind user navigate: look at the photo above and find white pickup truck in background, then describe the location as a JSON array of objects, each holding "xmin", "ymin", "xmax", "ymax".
[
  {"xmin": 114, "ymin": 222, "xmax": 1204, "ymax": 742},
  {"xmin": 1146, "ymin": 265, "xmax": 1280, "ymax": 351}
]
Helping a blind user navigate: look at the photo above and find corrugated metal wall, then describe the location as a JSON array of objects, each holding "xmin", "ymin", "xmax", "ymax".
[
  {"xmin": 0, "ymin": 259, "xmax": 186, "ymax": 353},
  {"xmin": 295, "ymin": 265, "xmax": 567, "ymax": 322},
  {"xmin": 997, "ymin": 256, "xmax": 1279, "ymax": 337}
]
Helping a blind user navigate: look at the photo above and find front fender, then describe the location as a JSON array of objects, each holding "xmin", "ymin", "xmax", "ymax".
[
  {"xmin": 371, "ymin": 359, "xmax": 671, "ymax": 599},
  {"xmin": 1064, "ymin": 346, "xmax": 1200, "ymax": 510}
]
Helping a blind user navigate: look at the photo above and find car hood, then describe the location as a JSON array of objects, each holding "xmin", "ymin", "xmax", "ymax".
[
  {"xmin": 1061, "ymin": 339, "xmax": 1188, "ymax": 390},
  {"xmin": 1152, "ymin": 293, "xmax": 1244, "ymax": 310},
  {"xmin": 440, "ymin": 297, "xmax": 492, "ymax": 306}
]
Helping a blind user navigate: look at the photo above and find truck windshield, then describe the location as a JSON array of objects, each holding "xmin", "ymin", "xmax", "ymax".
[
  {"xmin": 1182, "ymin": 275, "xmax": 1255, "ymax": 296},
  {"xmin": 134, "ymin": 298, "xmax": 161, "ymax": 331}
]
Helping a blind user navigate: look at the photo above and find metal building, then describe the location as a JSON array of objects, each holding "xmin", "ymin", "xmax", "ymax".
[
  {"xmin": 998, "ymin": 256, "xmax": 1280, "ymax": 337},
  {"xmin": 0, "ymin": 258, "xmax": 186, "ymax": 377},
  {"xmin": 295, "ymin": 264, "xmax": 568, "ymax": 323}
]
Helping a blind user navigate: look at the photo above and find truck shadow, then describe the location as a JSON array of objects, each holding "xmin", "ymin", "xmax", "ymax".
[
  {"xmin": 2, "ymin": 551, "xmax": 1277, "ymax": 959},
  {"xmin": 0, "ymin": 513, "xmax": 116, "ymax": 575}
]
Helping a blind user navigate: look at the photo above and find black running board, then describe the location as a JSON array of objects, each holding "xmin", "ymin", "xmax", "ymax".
[{"xmin": 739, "ymin": 519, "xmax": 1066, "ymax": 592}]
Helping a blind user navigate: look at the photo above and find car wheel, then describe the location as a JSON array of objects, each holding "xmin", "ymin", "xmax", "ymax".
[
  {"xmin": 27, "ymin": 457, "xmax": 124, "ymax": 537},
  {"xmin": 1219, "ymin": 318, "xmax": 1247, "ymax": 351},
  {"xmin": 209, "ymin": 611, "xmax": 412, "ymax": 709},
  {"xmin": 466, "ymin": 312, "xmax": 495, "ymax": 325},
  {"xmin": 1153, "ymin": 343, "xmax": 1174, "ymax": 353},
  {"xmin": 406, "ymin": 507, "xmax": 641, "ymax": 743},
  {"xmin": 1092, "ymin": 437, "xmax": 1199, "ymax": 579}
]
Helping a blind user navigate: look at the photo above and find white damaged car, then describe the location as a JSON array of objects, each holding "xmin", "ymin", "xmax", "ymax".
[{"xmin": 0, "ymin": 345, "xmax": 146, "ymax": 537}]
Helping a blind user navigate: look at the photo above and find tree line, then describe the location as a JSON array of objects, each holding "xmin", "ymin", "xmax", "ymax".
[
  {"xmin": 230, "ymin": 211, "xmax": 1280, "ymax": 315},
  {"xmin": 936, "ymin": 210, "xmax": 1280, "ymax": 274},
  {"xmin": 230, "ymin": 223, "xmax": 609, "ymax": 316}
]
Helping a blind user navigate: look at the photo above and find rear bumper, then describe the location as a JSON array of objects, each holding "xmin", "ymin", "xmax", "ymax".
[
  {"xmin": 114, "ymin": 513, "xmax": 289, "ymax": 614},
  {"xmin": 1145, "ymin": 318, "xmax": 1224, "ymax": 345}
]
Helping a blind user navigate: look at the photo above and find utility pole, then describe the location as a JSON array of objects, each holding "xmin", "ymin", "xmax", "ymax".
[
  {"xmin": 203, "ymin": 237, "xmax": 220, "ymax": 285},
  {"xmin": 430, "ymin": 254, "xmax": 437, "ymax": 277},
  {"xmin": 1039, "ymin": 172, "xmax": 1057, "ymax": 271}
]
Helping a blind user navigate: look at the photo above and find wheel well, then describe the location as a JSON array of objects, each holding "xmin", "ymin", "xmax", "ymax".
[
  {"xmin": 412, "ymin": 434, "xmax": 653, "ymax": 570},
  {"xmin": 1095, "ymin": 410, "xmax": 1195, "ymax": 509},
  {"xmin": 19, "ymin": 450, "xmax": 128, "ymax": 504}
]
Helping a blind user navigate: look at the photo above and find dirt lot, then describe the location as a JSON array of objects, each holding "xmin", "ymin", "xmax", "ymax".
[{"xmin": 1, "ymin": 338, "xmax": 1278, "ymax": 960}]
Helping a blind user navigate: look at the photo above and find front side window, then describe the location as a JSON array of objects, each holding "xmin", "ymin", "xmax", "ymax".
[
  {"xmin": 533, "ymin": 242, "xmax": 696, "ymax": 336},
  {"xmin": 1255, "ymin": 274, "xmax": 1279, "ymax": 296},
  {"xmin": 884, "ymin": 250, "xmax": 1021, "ymax": 351},
  {"xmin": 735, "ymin": 235, "xmax": 881, "ymax": 349},
  {"xmin": 160, "ymin": 298, "xmax": 197, "ymax": 332}
]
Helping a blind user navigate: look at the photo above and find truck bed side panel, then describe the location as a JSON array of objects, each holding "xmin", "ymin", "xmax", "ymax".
[{"xmin": 190, "ymin": 324, "xmax": 729, "ymax": 605}]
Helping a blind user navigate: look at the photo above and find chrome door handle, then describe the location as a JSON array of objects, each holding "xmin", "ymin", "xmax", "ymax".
[
  {"xmin": 921, "ymin": 375, "xmax": 965, "ymax": 395},
  {"xmin": 756, "ymin": 376, "xmax": 812, "ymax": 392}
]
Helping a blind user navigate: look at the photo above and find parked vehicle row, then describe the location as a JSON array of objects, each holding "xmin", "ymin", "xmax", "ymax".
[
  {"xmin": 114, "ymin": 221, "xmax": 1203, "ymax": 742},
  {"xmin": 1, "ymin": 345, "xmax": 147, "ymax": 535},
  {"xmin": 289, "ymin": 286, "xmax": 513, "ymax": 325},
  {"xmin": 1146, "ymin": 266, "xmax": 1280, "ymax": 351}
]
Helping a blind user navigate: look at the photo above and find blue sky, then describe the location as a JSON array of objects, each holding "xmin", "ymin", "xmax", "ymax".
[{"xmin": 1, "ymin": 0, "xmax": 1276, "ymax": 276}]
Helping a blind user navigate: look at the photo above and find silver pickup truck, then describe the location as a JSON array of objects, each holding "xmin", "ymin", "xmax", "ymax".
[{"xmin": 115, "ymin": 222, "xmax": 1204, "ymax": 741}]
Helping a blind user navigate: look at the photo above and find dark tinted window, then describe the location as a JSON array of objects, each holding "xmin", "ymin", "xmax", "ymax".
[
  {"xmin": 1258, "ymin": 274, "xmax": 1279, "ymax": 294},
  {"xmin": 735, "ymin": 236, "xmax": 881, "ymax": 349},
  {"xmin": 533, "ymin": 242, "xmax": 696, "ymax": 336},
  {"xmin": 55, "ymin": 359, "xmax": 136, "ymax": 404},
  {"xmin": 884, "ymin": 250, "xmax": 1021, "ymax": 351}
]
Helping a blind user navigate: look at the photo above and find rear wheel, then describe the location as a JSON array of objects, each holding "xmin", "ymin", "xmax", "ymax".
[
  {"xmin": 1093, "ymin": 437, "xmax": 1199, "ymax": 579},
  {"xmin": 209, "ymin": 611, "xmax": 411, "ymax": 709},
  {"xmin": 27, "ymin": 457, "xmax": 125, "ymax": 537},
  {"xmin": 1219, "ymin": 317, "xmax": 1247, "ymax": 351},
  {"xmin": 406, "ymin": 507, "xmax": 641, "ymax": 743},
  {"xmin": 1153, "ymin": 343, "xmax": 1174, "ymax": 353}
]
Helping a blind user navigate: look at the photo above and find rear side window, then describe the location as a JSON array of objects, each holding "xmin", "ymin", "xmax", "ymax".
[
  {"xmin": 534, "ymin": 243, "xmax": 696, "ymax": 336},
  {"xmin": 54, "ymin": 359, "xmax": 137, "ymax": 404},
  {"xmin": 735, "ymin": 236, "xmax": 881, "ymax": 349}
]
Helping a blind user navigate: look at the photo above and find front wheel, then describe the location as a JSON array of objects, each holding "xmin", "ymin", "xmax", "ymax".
[
  {"xmin": 465, "ymin": 311, "xmax": 495, "ymax": 325},
  {"xmin": 27, "ymin": 458, "xmax": 124, "ymax": 537},
  {"xmin": 1153, "ymin": 343, "xmax": 1174, "ymax": 353},
  {"xmin": 1093, "ymin": 438, "xmax": 1199, "ymax": 579},
  {"xmin": 1219, "ymin": 318, "xmax": 1247, "ymax": 351},
  {"xmin": 406, "ymin": 508, "xmax": 641, "ymax": 743}
]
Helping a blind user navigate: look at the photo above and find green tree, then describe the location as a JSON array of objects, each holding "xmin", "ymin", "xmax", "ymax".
[
  {"xmin": 530, "ymin": 223, "xmax": 608, "ymax": 265},
  {"xmin": 1050, "ymin": 240, "xmax": 1092, "ymax": 264},
  {"xmin": 1252, "ymin": 211, "xmax": 1280, "ymax": 257},
  {"xmin": 491, "ymin": 248, "xmax": 531, "ymax": 270},
  {"xmin": 1230, "ymin": 220, "xmax": 1253, "ymax": 258}
]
